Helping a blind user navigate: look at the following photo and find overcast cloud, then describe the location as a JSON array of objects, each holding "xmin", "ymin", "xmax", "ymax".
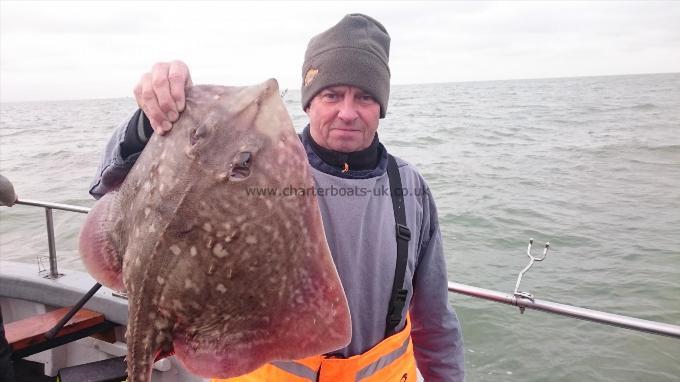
[{"xmin": 1, "ymin": 1, "xmax": 679, "ymax": 102}]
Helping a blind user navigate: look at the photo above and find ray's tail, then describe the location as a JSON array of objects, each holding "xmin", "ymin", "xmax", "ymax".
[{"xmin": 125, "ymin": 290, "xmax": 170, "ymax": 382}]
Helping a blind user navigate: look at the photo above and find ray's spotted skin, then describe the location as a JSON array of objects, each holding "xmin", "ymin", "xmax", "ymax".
[{"xmin": 79, "ymin": 80, "xmax": 351, "ymax": 382}]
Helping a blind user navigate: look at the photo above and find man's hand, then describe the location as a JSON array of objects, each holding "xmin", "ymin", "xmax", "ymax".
[{"xmin": 133, "ymin": 60, "xmax": 193, "ymax": 135}]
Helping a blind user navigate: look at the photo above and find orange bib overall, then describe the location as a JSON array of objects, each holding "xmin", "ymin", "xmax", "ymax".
[{"xmin": 212, "ymin": 318, "xmax": 417, "ymax": 382}]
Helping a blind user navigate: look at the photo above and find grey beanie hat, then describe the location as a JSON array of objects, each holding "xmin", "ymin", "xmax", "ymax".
[{"xmin": 301, "ymin": 13, "xmax": 391, "ymax": 118}]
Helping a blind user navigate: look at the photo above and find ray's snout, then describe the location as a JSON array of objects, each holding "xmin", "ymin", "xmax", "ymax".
[
  {"xmin": 263, "ymin": 78, "xmax": 279, "ymax": 94},
  {"xmin": 253, "ymin": 78, "xmax": 281, "ymax": 103}
]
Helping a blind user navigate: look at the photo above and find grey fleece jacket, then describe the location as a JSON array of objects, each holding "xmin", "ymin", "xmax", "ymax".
[{"xmin": 89, "ymin": 113, "xmax": 465, "ymax": 381}]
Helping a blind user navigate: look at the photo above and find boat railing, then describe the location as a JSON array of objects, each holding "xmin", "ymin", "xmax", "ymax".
[
  {"xmin": 12, "ymin": 198, "xmax": 90, "ymax": 280},
  {"xmin": 2, "ymin": 196, "xmax": 680, "ymax": 340}
]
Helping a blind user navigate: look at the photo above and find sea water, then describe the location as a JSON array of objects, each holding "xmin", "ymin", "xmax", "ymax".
[{"xmin": 1, "ymin": 73, "xmax": 679, "ymax": 381}]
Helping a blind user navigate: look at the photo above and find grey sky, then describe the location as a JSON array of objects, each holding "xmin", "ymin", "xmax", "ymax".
[{"xmin": 1, "ymin": 1, "xmax": 679, "ymax": 102}]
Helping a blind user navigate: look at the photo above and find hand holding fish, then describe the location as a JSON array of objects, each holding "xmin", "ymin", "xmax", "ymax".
[{"xmin": 133, "ymin": 60, "xmax": 193, "ymax": 135}]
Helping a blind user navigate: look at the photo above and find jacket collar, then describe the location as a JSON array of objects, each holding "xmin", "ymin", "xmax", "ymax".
[{"xmin": 300, "ymin": 125, "xmax": 388, "ymax": 179}]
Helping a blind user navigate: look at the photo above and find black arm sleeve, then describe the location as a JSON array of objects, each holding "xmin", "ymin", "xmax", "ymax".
[{"xmin": 119, "ymin": 109, "xmax": 153, "ymax": 160}]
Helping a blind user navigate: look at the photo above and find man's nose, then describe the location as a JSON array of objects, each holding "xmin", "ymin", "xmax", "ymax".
[{"xmin": 337, "ymin": 97, "xmax": 359, "ymax": 122}]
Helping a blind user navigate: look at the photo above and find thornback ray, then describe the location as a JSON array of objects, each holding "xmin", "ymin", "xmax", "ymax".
[{"xmin": 79, "ymin": 80, "xmax": 351, "ymax": 382}]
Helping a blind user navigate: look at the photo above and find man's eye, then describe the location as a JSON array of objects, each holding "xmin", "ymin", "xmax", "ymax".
[
  {"xmin": 358, "ymin": 94, "xmax": 375, "ymax": 103},
  {"xmin": 322, "ymin": 93, "xmax": 338, "ymax": 101}
]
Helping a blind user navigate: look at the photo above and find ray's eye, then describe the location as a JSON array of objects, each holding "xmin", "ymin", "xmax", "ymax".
[
  {"xmin": 229, "ymin": 151, "xmax": 252, "ymax": 180},
  {"xmin": 237, "ymin": 152, "xmax": 252, "ymax": 167},
  {"xmin": 190, "ymin": 124, "xmax": 208, "ymax": 146}
]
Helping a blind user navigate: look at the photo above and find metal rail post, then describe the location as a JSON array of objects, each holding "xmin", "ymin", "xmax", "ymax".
[{"xmin": 44, "ymin": 207, "xmax": 62, "ymax": 279}]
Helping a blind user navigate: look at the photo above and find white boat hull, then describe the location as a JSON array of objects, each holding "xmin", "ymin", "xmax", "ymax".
[{"xmin": 0, "ymin": 260, "xmax": 207, "ymax": 381}]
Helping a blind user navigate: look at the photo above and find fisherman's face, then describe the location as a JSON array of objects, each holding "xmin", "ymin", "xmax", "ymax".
[{"xmin": 306, "ymin": 85, "xmax": 380, "ymax": 153}]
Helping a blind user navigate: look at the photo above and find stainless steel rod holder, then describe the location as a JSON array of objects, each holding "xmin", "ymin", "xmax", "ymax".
[{"xmin": 513, "ymin": 238, "xmax": 550, "ymax": 312}]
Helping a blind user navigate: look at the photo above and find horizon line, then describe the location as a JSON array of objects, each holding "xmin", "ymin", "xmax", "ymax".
[{"xmin": 1, "ymin": 71, "xmax": 677, "ymax": 105}]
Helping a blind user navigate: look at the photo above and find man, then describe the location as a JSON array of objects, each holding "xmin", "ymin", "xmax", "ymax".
[{"xmin": 90, "ymin": 14, "xmax": 464, "ymax": 381}]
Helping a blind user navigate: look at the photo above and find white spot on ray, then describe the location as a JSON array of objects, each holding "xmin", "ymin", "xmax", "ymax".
[
  {"xmin": 216, "ymin": 284, "xmax": 227, "ymax": 294},
  {"xmin": 170, "ymin": 245, "xmax": 181, "ymax": 255},
  {"xmin": 190, "ymin": 246, "xmax": 197, "ymax": 256},
  {"xmin": 245, "ymin": 235, "xmax": 257, "ymax": 245},
  {"xmin": 155, "ymin": 333, "xmax": 167, "ymax": 345},
  {"xmin": 149, "ymin": 224, "xmax": 156, "ymax": 233},
  {"xmin": 184, "ymin": 279, "xmax": 194, "ymax": 290},
  {"xmin": 212, "ymin": 243, "xmax": 228, "ymax": 258},
  {"xmin": 144, "ymin": 207, "xmax": 151, "ymax": 217},
  {"xmin": 203, "ymin": 223, "xmax": 213, "ymax": 232},
  {"xmin": 157, "ymin": 276, "xmax": 165, "ymax": 285}
]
